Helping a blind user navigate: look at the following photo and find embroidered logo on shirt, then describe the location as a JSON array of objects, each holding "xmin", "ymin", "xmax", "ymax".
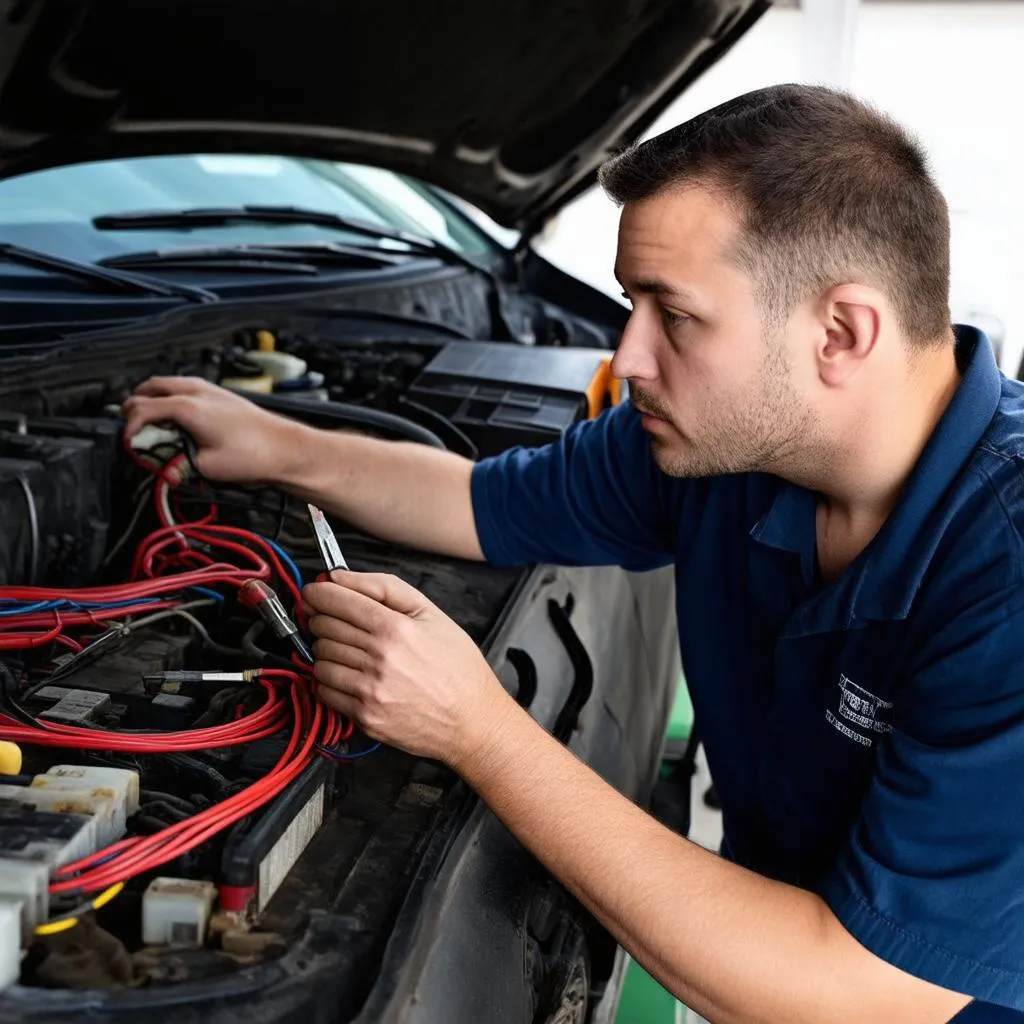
[{"xmin": 826, "ymin": 674, "xmax": 893, "ymax": 748}]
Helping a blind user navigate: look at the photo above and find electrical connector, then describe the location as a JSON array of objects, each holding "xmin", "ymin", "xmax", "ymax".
[
  {"xmin": 0, "ymin": 899, "xmax": 20, "ymax": 990},
  {"xmin": 142, "ymin": 878, "xmax": 217, "ymax": 946},
  {"xmin": 238, "ymin": 580, "xmax": 313, "ymax": 664},
  {"xmin": 143, "ymin": 669, "xmax": 258, "ymax": 694}
]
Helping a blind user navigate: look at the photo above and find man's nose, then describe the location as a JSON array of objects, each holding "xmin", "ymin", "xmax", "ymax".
[{"xmin": 611, "ymin": 311, "xmax": 659, "ymax": 383}]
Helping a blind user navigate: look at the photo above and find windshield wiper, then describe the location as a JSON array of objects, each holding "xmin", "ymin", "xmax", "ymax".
[
  {"xmin": 99, "ymin": 241, "xmax": 413, "ymax": 275},
  {"xmin": 91, "ymin": 205, "xmax": 482, "ymax": 273},
  {"xmin": 0, "ymin": 242, "xmax": 217, "ymax": 304}
]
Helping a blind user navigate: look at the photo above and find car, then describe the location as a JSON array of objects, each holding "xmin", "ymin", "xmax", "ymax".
[{"xmin": 0, "ymin": 2, "xmax": 767, "ymax": 1022}]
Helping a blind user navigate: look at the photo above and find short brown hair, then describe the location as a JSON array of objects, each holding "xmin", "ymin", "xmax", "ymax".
[{"xmin": 598, "ymin": 84, "xmax": 951, "ymax": 344}]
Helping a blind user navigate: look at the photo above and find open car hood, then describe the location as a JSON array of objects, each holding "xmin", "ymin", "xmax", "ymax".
[{"xmin": 0, "ymin": 0, "xmax": 768, "ymax": 234}]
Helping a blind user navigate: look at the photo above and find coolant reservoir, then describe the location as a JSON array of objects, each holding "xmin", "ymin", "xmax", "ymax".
[{"xmin": 244, "ymin": 351, "xmax": 307, "ymax": 383}]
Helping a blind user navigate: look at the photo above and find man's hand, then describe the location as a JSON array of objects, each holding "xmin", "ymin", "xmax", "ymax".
[
  {"xmin": 122, "ymin": 376, "xmax": 311, "ymax": 485},
  {"xmin": 302, "ymin": 573, "xmax": 971, "ymax": 1024},
  {"xmin": 303, "ymin": 571, "xmax": 517, "ymax": 763}
]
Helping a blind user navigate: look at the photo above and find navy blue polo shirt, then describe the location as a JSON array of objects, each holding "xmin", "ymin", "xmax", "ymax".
[{"xmin": 471, "ymin": 326, "xmax": 1024, "ymax": 1020}]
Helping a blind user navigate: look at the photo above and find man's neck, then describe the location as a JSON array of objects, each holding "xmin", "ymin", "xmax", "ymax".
[{"xmin": 806, "ymin": 336, "xmax": 962, "ymax": 580}]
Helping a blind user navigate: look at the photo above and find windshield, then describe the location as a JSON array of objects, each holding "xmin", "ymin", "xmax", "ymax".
[{"xmin": 0, "ymin": 154, "xmax": 503, "ymax": 271}]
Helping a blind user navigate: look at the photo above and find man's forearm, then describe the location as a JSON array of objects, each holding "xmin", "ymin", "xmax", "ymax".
[
  {"xmin": 458, "ymin": 696, "xmax": 970, "ymax": 1024},
  {"xmin": 275, "ymin": 422, "xmax": 484, "ymax": 561}
]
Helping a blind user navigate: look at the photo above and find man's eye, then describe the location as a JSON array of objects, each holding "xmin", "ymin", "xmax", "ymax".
[{"xmin": 662, "ymin": 308, "xmax": 690, "ymax": 327}]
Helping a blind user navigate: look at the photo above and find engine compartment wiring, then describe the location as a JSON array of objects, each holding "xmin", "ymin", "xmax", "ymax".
[{"xmin": 0, "ymin": 427, "xmax": 356, "ymax": 924}]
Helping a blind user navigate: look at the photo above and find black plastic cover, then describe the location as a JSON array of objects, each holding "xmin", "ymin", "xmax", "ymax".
[
  {"xmin": 0, "ymin": 418, "xmax": 118, "ymax": 588},
  {"xmin": 407, "ymin": 341, "xmax": 617, "ymax": 457}
]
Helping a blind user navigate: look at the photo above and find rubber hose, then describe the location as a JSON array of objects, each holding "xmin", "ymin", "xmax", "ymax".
[{"xmin": 239, "ymin": 391, "xmax": 448, "ymax": 449}]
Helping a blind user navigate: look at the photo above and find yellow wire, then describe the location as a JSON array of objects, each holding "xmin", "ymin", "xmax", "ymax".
[
  {"xmin": 33, "ymin": 881, "xmax": 126, "ymax": 936},
  {"xmin": 91, "ymin": 882, "xmax": 124, "ymax": 910},
  {"xmin": 34, "ymin": 916, "xmax": 79, "ymax": 937}
]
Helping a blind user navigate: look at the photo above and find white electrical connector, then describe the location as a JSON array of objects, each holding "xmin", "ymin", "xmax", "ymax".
[
  {"xmin": 0, "ymin": 860, "xmax": 48, "ymax": 940},
  {"xmin": 0, "ymin": 784, "xmax": 120, "ymax": 849},
  {"xmin": 0, "ymin": 899, "xmax": 21, "ymax": 991},
  {"xmin": 129, "ymin": 423, "xmax": 183, "ymax": 452},
  {"xmin": 0, "ymin": 809, "xmax": 96, "ymax": 869},
  {"xmin": 39, "ymin": 765, "xmax": 140, "ymax": 815},
  {"xmin": 142, "ymin": 878, "xmax": 217, "ymax": 946}
]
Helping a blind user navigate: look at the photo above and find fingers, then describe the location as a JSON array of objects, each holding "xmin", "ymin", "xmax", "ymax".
[
  {"xmin": 312, "ymin": 637, "xmax": 372, "ymax": 671},
  {"xmin": 304, "ymin": 571, "xmax": 428, "ymax": 622},
  {"xmin": 132, "ymin": 376, "xmax": 215, "ymax": 399},
  {"xmin": 313, "ymin": 658, "xmax": 371, "ymax": 705},
  {"xmin": 303, "ymin": 581, "xmax": 395, "ymax": 634},
  {"xmin": 308, "ymin": 613, "xmax": 372, "ymax": 647},
  {"xmin": 337, "ymin": 571, "xmax": 428, "ymax": 615},
  {"xmin": 315, "ymin": 682, "xmax": 363, "ymax": 722},
  {"xmin": 121, "ymin": 394, "xmax": 201, "ymax": 441}
]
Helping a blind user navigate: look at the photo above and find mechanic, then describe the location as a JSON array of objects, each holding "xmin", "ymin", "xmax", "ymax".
[{"xmin": 122, "ymin": 85, "xmax": 1024, "ymax": 1024}]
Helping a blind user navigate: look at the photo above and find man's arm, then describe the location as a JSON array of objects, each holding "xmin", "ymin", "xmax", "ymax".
[
  {"xmin": 303, "ymin": 572, "xmax": 973, "ymax": 1024},
  {"xmin": 124, "ymin": 376, "xmax": 680, "ymax": 571},
  {"xmin": 122, "ymin": 376, "xmax": 483, "ymax": 560},
  {"xmin": 459, "ymin": 702, "xmax": 970, "ymax": 1024}
]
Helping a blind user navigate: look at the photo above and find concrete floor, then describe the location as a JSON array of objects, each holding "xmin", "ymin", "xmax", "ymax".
[{"xmin": 538, "ymin": 1, "xmax": 1024, "ymax": 373}]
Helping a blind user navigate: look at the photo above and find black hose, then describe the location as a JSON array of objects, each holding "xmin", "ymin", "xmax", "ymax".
[
  {"xmin": 137, "ymin": 800, "xmax": 191, "ymax": 823},
  {"xmin": 0, "ymin": 660, "xmax": 36, "ymax": 727},
  {"xmin": 158, "ymin": 753, "xmax": 233, "ymax": 797},
  {"xmin": 13, "ymin": 473, "xmax": 40, "ymax": 586},
  {"xmin": 396, "ymin": 396, "xmax": 478, "ymax": 459},
  {"xmin": 242, "ymin": 620, "xmax": 297, "ymax": 671},
  {"xmin": 241, "ymin": 391, "xmax": 447, "ymax": 449},
  {"xmin": 139, "ymin": 790, "xmax": 196, "ymax": 812}
]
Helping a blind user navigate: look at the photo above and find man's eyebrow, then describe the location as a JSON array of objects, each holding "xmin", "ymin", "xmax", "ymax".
[{"xmin": 617, "ymin": 276, "xmax": 699, "ymax": 303}]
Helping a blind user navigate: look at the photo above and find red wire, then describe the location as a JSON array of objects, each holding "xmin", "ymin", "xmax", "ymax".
[
  {"xmin": 0, "ymin": 678, "xmax": 288, "ymax": 750},
  {"xmin": 51, "ymin": 673, "xmax": 328, "ymax": 894},
  {"xmin": 0, "ymin": 441, "xmax": 352, "ymax": 896}
]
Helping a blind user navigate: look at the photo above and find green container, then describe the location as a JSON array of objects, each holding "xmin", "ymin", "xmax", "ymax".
[
  {"xmin": 615, "ymin": 958, "xmax": 685, "ymax": 1023},
  {"xmin": 660, "ymin": 674, "xmax": 694, "ymax": 775}
]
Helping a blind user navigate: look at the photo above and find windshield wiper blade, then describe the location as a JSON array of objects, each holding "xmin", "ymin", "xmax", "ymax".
[
  {"xmin": 99, "ymin": 241, "xmax": 410, "ymax": 274},
  {"xmin": 91, "ymin": 205, "xmax": 480, "ymax": 272},
  {"xmin": 0, "ymin": 242, "xmax": 218, "ymax": 304}
]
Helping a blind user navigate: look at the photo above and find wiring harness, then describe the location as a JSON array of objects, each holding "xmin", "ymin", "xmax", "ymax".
[{"xmin": 0, "ymin": 431, "xmax": 354, "ymax": 924}]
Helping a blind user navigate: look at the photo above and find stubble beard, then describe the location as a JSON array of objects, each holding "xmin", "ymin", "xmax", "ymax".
[{"xmin": 634, "ymin": 343, "xmax": 816, "ymax": 480}]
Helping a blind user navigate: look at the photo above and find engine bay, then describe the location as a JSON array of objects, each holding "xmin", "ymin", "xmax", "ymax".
[{"xmin": 0, "ymin": 316, "xmax": 619, "ymax": 1005}]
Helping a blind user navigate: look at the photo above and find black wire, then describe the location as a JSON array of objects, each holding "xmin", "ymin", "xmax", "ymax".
[
  {"xmin": 241, "ymin": 620, "xmax": 297, "ymax": 671},
  {"xmin": 137, "ymin": 799, "xmax": 191, "ymax": 824},
  {"xmin": 273, "ymin": 489, "xmax": 288, "ymax": 544},
  {"xmin": 189, "ymin": 687, "xmax": 248, "ymax": 729},
  {"xmin": 139, "ymin": 790, "xmax": 196, "ymax": 812},
  {"xmin": 174, "ymin": 486, "xmax": 307, "ymax": 525},
  {"xmin": 13, "ymin": 473, "xmax": 40, "ymax": 586},
  {"xmin": 246, "ymin": 391, "xmax": 447, "ymax": 449},
  {"xmin": 395, "ymin": 396, "xmax": 478, "ymax": 460},
  {"xmin": 0, "ymin": 659, "xmax": 37, "ymax": 727},
  {"xmin": 157, "ymin": 753, "xmax": 234, "ymax": 798}
]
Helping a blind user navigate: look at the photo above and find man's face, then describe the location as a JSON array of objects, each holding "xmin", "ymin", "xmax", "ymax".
[{"xmin": 610, "ymin": 186, "xmax": 815, "ymax": 478}]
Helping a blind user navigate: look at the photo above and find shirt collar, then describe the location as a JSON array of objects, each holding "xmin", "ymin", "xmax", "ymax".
[{"xmin": 750, "ymin": 325, "xmax": 1002, "ymax": 627}]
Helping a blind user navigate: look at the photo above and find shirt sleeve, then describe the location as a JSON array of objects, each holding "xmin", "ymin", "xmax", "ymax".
[
  {"xmin": 817, "ymin": 583, "xmax": 1024, "ymax": 1011},
  {"xmin": 470, "ymin": 401, "xmax": 679, "ymax": 570}
]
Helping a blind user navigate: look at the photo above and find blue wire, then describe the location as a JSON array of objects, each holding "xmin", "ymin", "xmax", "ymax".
[
  {"xmin": 187, "ymin": 586, "xmax": 225, "ymax": 603},
  {"xmin": 0, "ymin": 600, "xmax": 54, "ymax": 617},
  {"xmin": 318, "ymin": 742, "xmax": 382, "ymax": 761},
  {"xmin": 262, "ymin": 537, "xmax": 303, "ymax": 591},
  {"xmin": 0, "ymin": 596, "xmax": 165, "ymax": 617}
]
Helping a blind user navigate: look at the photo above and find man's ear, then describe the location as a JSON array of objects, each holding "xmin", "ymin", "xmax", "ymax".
[{"xmin": 815, "ymin": 284, "xmax": 882, "ymax": 387}]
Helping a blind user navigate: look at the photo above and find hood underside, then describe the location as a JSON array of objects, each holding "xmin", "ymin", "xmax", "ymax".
[{"xmin": 0, "ymin": 0, "xmax": 768, "ymax": 233}]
